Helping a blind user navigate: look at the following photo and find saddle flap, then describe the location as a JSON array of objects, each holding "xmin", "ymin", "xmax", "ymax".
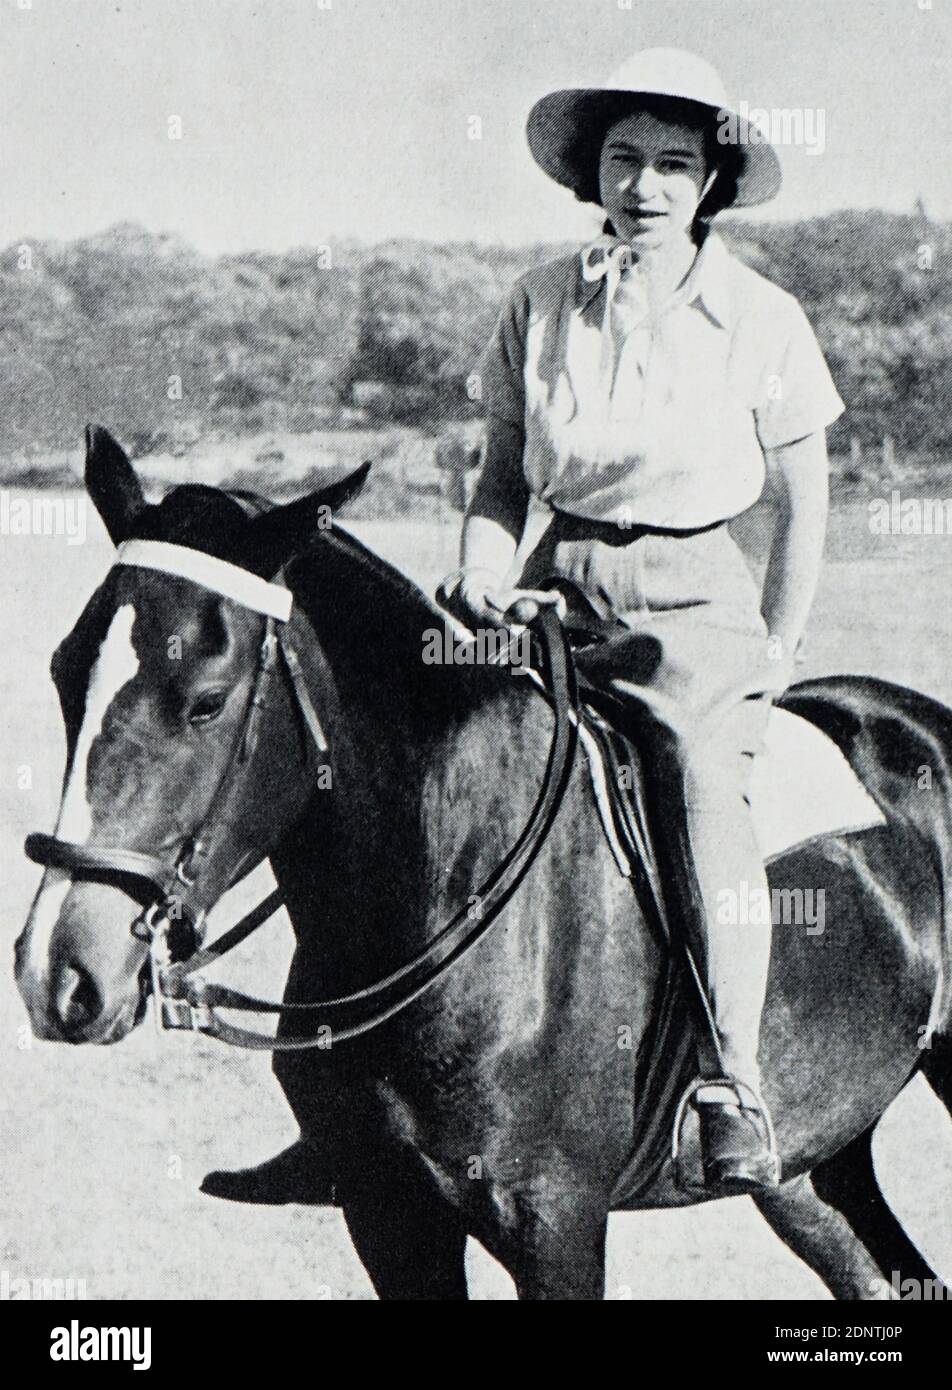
[
  {"xmin": 579, "ymin": 700, "xmax": 887, "ymax": 879},
  {"xmin": 750, "ymin": 707, "xmax": 886, "ymax": 862}
]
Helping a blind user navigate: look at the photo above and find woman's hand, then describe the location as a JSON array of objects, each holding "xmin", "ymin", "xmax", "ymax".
[
  {"xmin": 500, "ymin": 587, "xmax": 567, "ymax": 626},
  {"xmin": 763, "ymin": 655, "xmax": 797, "ymax": 700},
  {"xmin": 438, "ymin": 567, "xmax": 565, "ymax": 630},
  {"xmin": 763, "ymin": 635, "xmax": 808, "ymax": 700},
  {"xmin": 458, "ymin": 567, "xmax": 506, "ymax": 628}
]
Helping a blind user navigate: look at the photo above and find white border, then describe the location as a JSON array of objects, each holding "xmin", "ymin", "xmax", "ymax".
[{"xmin": 115, "ymin": 540, "xmax": 293, "ymax": 622}]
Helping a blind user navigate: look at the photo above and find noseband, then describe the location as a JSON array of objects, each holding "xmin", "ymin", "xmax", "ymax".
[
  {"xmin": 25, "ymin": 542, "xmax": 328, "ymax": 1026},
  {"xmin": 26, "ymin": 541, "xmax": 579, "ymax": 1050}
]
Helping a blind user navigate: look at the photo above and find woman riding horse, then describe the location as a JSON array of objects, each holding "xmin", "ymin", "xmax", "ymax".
[{"xmin": 204, "ymin": 47, "xmax": 845, "ymax": 1204}]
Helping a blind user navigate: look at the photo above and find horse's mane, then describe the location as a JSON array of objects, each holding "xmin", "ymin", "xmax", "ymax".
[
  {"xmin": 306, "ymin": 520, "xmax": 451, "ymax": 628},
  {"xmin": 287, "ymin": 521, "xmax": 514, "ymax": 728}
]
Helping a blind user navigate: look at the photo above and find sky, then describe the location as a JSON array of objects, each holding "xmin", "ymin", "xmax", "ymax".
[{"xmin": 0, "ymin": 0, "xmax": 948, "ymax": 253}]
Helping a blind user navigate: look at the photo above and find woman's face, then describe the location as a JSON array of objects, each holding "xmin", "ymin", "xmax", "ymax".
[{"xmin": 598, "ymin": 109, "xmax": 710, "ymax": 249}]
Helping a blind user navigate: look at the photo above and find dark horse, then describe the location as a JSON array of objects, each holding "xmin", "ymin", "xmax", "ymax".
[{"xmin": 14, "ymin": 427, "xmax": 952, "ymax": 1299}]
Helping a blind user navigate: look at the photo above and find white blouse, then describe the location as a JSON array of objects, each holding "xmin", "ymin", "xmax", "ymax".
[{"xmin": 481, "ymin": 231, "xmax": 844, "ymax": 529}]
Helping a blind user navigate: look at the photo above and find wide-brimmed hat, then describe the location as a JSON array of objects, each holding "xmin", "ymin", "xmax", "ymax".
[{"xmin": 527, "ymin": 47, "xmax": 781, "ymax": 209}]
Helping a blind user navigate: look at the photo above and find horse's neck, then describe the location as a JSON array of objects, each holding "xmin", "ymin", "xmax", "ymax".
[
  {"xmin": 273, "ymin": 528, "xmax": 515, "ymax": 978},
  {"xmin": 287, "ymin": 526, "xmax": 485, "ymax": 729},
  {"xmin": 273, "ymin": 536, "xmax": 660, "ymax": 1073}
]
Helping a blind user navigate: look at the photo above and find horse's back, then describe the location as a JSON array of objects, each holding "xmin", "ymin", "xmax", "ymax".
[{"xmin": 630, "ymin": 674, "xmax": 952, "ymax": 1209}]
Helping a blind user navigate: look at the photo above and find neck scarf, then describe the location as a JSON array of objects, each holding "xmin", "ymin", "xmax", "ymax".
[{"xmin": 580, "ymin": 171, "xmax": 719, "ymax": 399}]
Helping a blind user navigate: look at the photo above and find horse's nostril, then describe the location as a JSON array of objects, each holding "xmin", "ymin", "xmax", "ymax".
[{"xmin": 54, "ymin": 961, "xmax": 102, "ymax": 1037}]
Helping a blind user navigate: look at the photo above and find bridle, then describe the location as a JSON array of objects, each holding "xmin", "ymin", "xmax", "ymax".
[
  {"xmin": 25, "ymin": 544, "xmax": 579, "ymax": 1051},
  {"xmin": 26, "ymin": 591, "xmax": 327, "ymax": 1018}
]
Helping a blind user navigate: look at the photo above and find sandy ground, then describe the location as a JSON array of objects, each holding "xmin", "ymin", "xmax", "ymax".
[{"xmin": 1, "ymin": 495, "xmax": 950, "ymax": 1300}]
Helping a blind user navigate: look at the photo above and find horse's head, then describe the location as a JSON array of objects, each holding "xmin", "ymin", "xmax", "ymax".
[{"xmin": 15, "ymin": 426, "xmax": 369, "ymax": 1044}]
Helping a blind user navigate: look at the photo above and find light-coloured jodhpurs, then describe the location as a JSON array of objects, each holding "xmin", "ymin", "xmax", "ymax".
[{"xmin": 520, "ymin": 509, "xmax": 778, "ymax": 1087}]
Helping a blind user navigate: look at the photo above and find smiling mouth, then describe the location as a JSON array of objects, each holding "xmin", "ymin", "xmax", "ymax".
[{"xmin": 626, "ymin": 209, "xmax": 665, "ymax": 220}]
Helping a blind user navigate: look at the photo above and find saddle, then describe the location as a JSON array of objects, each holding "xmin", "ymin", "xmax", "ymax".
[
  {"xmin": 528, "ymin": 580, "xmax": 885, "ymax": 1201},
  {"xmin": 541, "ymin": 577, "xmax": 882, "ymax": 852}
]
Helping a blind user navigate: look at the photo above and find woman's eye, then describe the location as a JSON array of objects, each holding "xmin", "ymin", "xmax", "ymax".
[{"xmin": 188, "ymin": 690, "xmax": 228, "ymax": 725}]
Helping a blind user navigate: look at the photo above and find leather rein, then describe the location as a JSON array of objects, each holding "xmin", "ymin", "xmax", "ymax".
[{"xmin": 25, "ymin": 591, "xmax": 579, "ymax": 1051}]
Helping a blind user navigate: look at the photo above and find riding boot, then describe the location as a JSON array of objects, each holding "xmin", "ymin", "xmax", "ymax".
[
  {"xmin": 200, "ymin": 1136, "xmax": 337, "ymax": 1205},
  {"xmin": 201, "ymin": 929, "xmax": 353, "ymax": 1207},
  {"xmin": 695, "ymin": 1092, "xmax": 779, "ymax": 1194}
]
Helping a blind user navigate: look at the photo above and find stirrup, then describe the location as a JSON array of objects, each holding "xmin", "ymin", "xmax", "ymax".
[{"xmin": 671, "ymin": 1074, "xmax": 780, "ymax": 1193}]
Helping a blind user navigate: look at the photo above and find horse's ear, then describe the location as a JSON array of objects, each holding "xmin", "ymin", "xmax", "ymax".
[
  {"xmin": 242, "ymin": 461, "xmax": 371, "ymax": 577},
  {"xmin": 84, "ymin": 425, "xmax": 145, "ymax": 545}
]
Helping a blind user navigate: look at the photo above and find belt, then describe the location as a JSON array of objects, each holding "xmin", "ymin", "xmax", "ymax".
[{"xmin": 550, "ymin": 510, "xmax": 727, "ymax": 548}]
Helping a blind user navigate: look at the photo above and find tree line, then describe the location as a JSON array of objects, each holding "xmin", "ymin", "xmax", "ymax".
[{"xmin": 0, "ymin": 209, "xmax": 947, "ymax": 462}]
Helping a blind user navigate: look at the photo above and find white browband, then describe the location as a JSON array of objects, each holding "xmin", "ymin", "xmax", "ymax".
[{"xmin": 115, "ymin": 540, "xmax": 293, "ymax": 622}]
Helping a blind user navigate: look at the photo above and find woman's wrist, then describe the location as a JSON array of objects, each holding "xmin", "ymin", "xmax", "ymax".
[
  {"xmin": 458, "ymin": 564, "xmax": 499, "ymax": 579},
  {"xmin": 461, "ymin": 513, "xmax": 518, "ymax": 590},
  {"xmin": 450, "ymin": 564, "xmax": 504, "ymax": 593},
  {"xmin": 437, "ymin": 565, "xmax": 501, "ymax": 616}
]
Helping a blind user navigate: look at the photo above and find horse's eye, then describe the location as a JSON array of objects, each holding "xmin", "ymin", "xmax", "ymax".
[{"xmin": 188, "ymin": 689, "xmax": 229, "ymax": 725}]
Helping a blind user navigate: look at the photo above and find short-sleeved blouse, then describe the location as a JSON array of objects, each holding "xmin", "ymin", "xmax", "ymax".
[{"xmin": 480, "ymin": 230, "xmax": 844, "ymax": 528}]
